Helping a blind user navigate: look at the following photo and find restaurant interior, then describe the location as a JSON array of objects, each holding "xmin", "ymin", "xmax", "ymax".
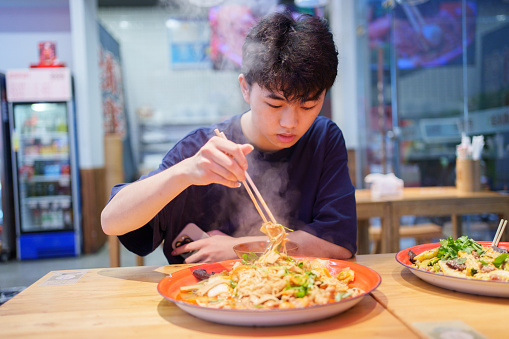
[{"xmin": 1, "ymin": 0, "xmax": 509, "ymax": 337}]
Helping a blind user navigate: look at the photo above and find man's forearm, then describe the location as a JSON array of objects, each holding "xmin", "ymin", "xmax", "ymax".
[
  {"xmin": 287, "ymin": 230, "xmax": 353, "ymax": 259},
  {"xmin": 101, "ymin": 162, "xmax": 192, "ymax": 236}
]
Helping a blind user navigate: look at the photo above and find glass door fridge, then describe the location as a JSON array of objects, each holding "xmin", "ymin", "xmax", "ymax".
[
  {"xmin": 6, "ymin": 68, "xmax": 81, "ymax": 260},
  {"xmin": 0, "ymin": 73, "xmax": 15, "ymax": 262}
]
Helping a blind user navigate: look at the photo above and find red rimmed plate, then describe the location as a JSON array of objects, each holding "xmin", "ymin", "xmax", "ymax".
[
  {"xmin": 396, "ymin": 241, "xmax": 509, "ymax": 298},
  {"xmin": 158, "ymin": 257, "xmax": 381, "ymax": 326}
]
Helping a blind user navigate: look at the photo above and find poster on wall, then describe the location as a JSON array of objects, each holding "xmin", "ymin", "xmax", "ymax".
[
  {"xmin": 208, "ymin": 1, "xmax": 326, "ymax": 71},
  {"xmin": 30, "ymin": 41, "xmax": 66, "ymax": 68},
  {"xmin": 98, "ymin": 24, "xmax": 126, "ymax": 137},
  {"xmin": 368, "ymin": 0, "xmax": 476, "ymax": 70},
  {"xmin": 98, "ymin": 23, "xmax": 136, "ymax": 181},
  {"xmin": 166, "ymin": 19, "xmax": 212, "ymax": 70}
]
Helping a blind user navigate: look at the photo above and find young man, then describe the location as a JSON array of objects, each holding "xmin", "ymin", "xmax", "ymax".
[{"xmin": 101, "ymin": 11, "xmax": 357, "ymax": 264}]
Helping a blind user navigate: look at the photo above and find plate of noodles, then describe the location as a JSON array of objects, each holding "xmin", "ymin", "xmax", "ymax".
[
  {"xmin": 158, "ymin": 222, "xmax": 381, "ymax": 326},
  {"xmin": 158, "ymin": 257, "xmax": 381, "ymax": 326},
  {"xmin": 396, "ymin": 237, "xmax": 509, "ymax": 298}
]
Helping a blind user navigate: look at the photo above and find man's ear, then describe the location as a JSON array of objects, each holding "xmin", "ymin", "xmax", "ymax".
[{"xmin": 238, "ymin": 74, "xmax": 250, "ymax": 103}]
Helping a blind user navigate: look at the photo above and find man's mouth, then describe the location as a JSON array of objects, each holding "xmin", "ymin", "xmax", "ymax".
[{"xmin": 276, "ymin": 133, "xmax": 296, "ymax": 143}]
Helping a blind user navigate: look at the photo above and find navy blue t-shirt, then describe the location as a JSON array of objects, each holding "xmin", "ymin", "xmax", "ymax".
[{"xmin": 110, "ymin": 114, "xmax": 357, "ymax": 263}]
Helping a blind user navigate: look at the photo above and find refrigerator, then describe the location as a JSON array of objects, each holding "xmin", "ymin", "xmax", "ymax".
[
  {"xmin": 6, "ymin": 68, "xmax": 81, "ymax": 260},
  {"xmin": 0, "ymin": 73, "xmax": 15, "ymax": 262}
]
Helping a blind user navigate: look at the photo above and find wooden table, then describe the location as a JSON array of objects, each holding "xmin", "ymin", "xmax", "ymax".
[
  {"xmin": 355, "ymin": 189, "xmax": 393, "ymax": 254},
  {"xmin": 0, "ymin": 257, "xmax": 413, "ymax": 338},
  {"xmin": 356, "ymin": 187, "xmax": 509, "ymax": 254},
  {"xmin": 366, "ymin": 253, "xmax": 509, "ymax": 338},
  {"xmin": 2, "ymin": 254, "xmax": 508, "ymax": 338}
]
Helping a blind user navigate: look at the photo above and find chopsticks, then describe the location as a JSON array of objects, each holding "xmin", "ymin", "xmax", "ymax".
[
  {"xmin": 492, "ymin": 219, "xmax": 508, "ymax": 247},
  {"xmin": 214, "ymin": 129, "xmax": 277, "ymax": 225}
]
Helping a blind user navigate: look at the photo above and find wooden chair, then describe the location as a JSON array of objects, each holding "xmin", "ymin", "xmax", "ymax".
[
  {"xmin": 105, "ymin": 134, "xmax": 144, "ymax": 267},
  {"xmin": 369, "ymin": 223, "xmax": 443, "ymax": 254},
  {"xmin": 108, "ymin": 236, "xmax": 144, "ymax": 267}
]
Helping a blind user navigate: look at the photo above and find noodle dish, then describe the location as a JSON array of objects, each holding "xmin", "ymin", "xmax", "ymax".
[
  {"xmin": 158, "ymin": 222, "xmax": 381, "ymax": 325},
  {"xmin": 178, "ymin": 222, "xmax": 364, "ymax": 310},
  {"xmin": 408, "ymin": 236, "xmax": 509, "ymax": 281}
]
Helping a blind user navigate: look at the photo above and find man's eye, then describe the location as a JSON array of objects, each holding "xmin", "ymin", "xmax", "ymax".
[
  {"xmin": 267, "ymin": 103, "xmax": 282, "ymax": 108},
  {"xmin": 301, "ymin": 106, "xmax": 315, "ymax": 111}
]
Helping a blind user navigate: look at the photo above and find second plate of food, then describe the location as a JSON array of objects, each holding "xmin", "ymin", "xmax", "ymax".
[{"xmin": 396, "ymin": 240, "xmax": 509, "ymax": 298}]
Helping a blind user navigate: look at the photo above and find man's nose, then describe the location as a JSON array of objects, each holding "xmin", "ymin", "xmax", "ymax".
[{"xmin": 280, "ymin": 107, "xmax": 298, "ymax": 129}]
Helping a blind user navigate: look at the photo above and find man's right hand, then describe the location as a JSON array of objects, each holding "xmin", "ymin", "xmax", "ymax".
[{"xmin": 182, "ymin": 136, "xmax": 254, "ymax": 188}]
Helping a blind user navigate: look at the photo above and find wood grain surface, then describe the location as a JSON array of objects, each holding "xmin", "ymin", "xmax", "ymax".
[
  {"xmin": 0, "ymin": 261, "xmax": 415, "ymax": 338},
  {"xmin": 2, "ymin": 253, "xmax": 508, "ymax": 338}
]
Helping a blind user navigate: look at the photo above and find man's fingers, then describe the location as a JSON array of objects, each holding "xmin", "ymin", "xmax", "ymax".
[
  {"xmin": 240, "ymin": 144, "xmax": 254, "ymax": 156},
  {"xmin": 202, "ymin": 142, "xmax": 247, "ymax": 182},
  {"xmin": 184, "ymin": 251, "xmax": 205, "ymax": 263},
  {"xmin": 203, "ymin": 157, "xmax": 242, "ymax": 183},
  {"xmin": 207, "ymin": 230, "xmax": 227, "ymax": 236},
  {"xmin": 212, "ymin": 137, "xmax": 251, "ymax": 171}
]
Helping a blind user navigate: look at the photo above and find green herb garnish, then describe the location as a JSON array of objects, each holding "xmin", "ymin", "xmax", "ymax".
[
  {"xmin": 241, "ymin": 252, "xmax": 259, "ymax": 263},
  {"xmin": 428, "ymin": 257, "xmax": 439, "ymax": 266},
  {"xmin": 275, "ymin": 223, "xmax": 294, "ymax": 232},
  {"xmin": 207, "ymin": 299, "xmax": 224, "ymax": 303},
  {"xmin": 281, "ymin": 270, "xmax": 317, "ymax": 298},
  {"xmin": 492, "ymin": 253, "xmax": 508, "ymax": 268},
  {"xmin": 335, "ymin": 291, "xmax": 353, "ymax": 301},
  {"xmin": 437, "ymin": 236, "xmax": 484, "ymax": 260},
  {"xmin": 294, "ymin": 286, "xmax": 307, "ymax": 298},
  {"xmin": 432, "ymin": 263, "xmax": 440, "ymax": 272}
]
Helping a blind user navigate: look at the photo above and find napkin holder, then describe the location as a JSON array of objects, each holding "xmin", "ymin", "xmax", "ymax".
[
  {"xmin": 365, "ymin": 173, "xmax": 404, "ymax": 199},
  {"xmin": 456, "ymin": 158, "xmax": 480, "ymax": 192}
]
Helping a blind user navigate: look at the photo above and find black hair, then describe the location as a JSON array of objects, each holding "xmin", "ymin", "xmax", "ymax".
[{"xmin": 242, "ymin": 11, "xmax": 338, "ymax": 103}]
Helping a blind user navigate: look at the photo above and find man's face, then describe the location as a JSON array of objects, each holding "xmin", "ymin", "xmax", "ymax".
[{"xmin": 240, "ymin": 76, "xmax": 326, "ymax": 152}]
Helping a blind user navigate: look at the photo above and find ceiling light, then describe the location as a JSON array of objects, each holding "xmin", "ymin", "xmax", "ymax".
[{"xmin": 119, "ymin": 20, "xmax": 130, "ymax": 29}]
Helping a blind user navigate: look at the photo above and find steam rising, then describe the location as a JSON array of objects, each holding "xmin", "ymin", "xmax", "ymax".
[{"xmin": 229, "ymin": 155, "xmax": 300, "ymax": 237}]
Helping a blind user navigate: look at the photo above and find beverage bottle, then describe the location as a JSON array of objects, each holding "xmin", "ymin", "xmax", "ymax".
[
  {"xmin": 47, "ymin": 183, "xmax": 56, "ymax": 196},
  {"xmin": 33, "ymin": 204, "xmax": 41, "ymax": 227},
  {"xmin": 64, "ymin": 207, "xmax": 72, "ymax": 226},
  {"xmin": 57, "ymin": 202, "xmax": 64, "ymax": 228},
  {"xmin": 41, "ymin": 202, "xmax": 49, "ymax": 228},
  {"xmin": 34, "ymin": 183, "xmax": 42, "ymax": 197}
]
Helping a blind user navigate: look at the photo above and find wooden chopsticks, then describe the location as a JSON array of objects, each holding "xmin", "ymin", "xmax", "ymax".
[
  {"xmin": 492, "ymin": 219, "xmax": 508, "ymax": 247},
  {"xmin": 214, "ymin": 129, "xmax": 277, "ymax": 224}
]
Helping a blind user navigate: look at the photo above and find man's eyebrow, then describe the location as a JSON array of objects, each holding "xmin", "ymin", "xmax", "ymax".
[
  {"xmin": 265, "ymin": 92, "xmax": 285, "ymax": 101},
  {"xmin": 306, "ymin": 91, "xmax": 323, "ymax": 102},
  {"xmin": 265, "ymin": 91, "xmax": 321, "ymax": 103}
]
